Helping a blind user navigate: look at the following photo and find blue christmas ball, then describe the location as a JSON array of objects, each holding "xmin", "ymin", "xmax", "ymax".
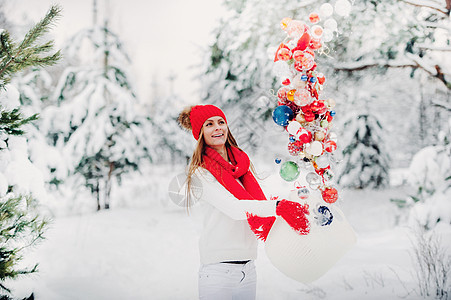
[
  {"xmin": 289, "ymin": 135, "xmax": 296, "ymax": 142},
  {"xmin": 272, "ymin": 105, "xmax": 294, "ymax": 127},
  {"xmin": 309, "ymin": 77, "xmax": 317, "ymax": 83},
  {"xmin": 330, "ymin": 110, "xmax": 336, "ymax": 117},
  {"xmin": 301, "ymin": 75, "xmax": 308, "ymax": 81},
  {"xmin": 275, "ymin": 158, "xmax": 282, "ymax": 164},
  {"xmin": 317, "ymin": 205, "xmax": 333, "ymax": 226}
]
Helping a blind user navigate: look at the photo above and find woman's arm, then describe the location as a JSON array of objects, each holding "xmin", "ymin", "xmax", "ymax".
[{"xmin": 194, "ymin": 169, "xmax": 277, "ymax": 220}]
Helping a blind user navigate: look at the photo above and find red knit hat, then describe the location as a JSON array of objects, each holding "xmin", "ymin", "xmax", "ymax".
[{"xmin": 190, "ymin": 105, "xmax": 227, "ymax": 140}]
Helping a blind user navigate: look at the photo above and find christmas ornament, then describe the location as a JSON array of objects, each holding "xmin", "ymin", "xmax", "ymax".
[
  {"xmin": 335, "ymin": 0, "xmax": 352, "ymax": 17},
  {"xmin": 306, "ymin": 172, "xmax": 321, "ymax": 185},
  {"xmin": 324, "ymin": 19, "xmax": 338, "ymax": 32},
  {"xmin": 277, "ymin": 47, "xmax": 292, "ymax": 61},
  {"xmin": 297, "ymin": 187, "xmax": 310, "ymax": 199},
  {"xmin": 314, "ymin": 131, "xmax": 326, "ymax": 141},
  {"xmin": 319, "ymin": 3, "xmax": 334, "ymax": 18},
  {"xmin": 305, "ymin": 140, "xmax": 323, "ymax": 156},
  {"xmin": 277, "ymin": 87, "xmax": 288, "ymax": 100},
  {"xmin": 321, "ymin": 187, "xmax": 338, "ymax": 203},
  {"xmin": 280, "ymin": 17, "xmax": 292, "ymax": 30},
  {"xmin": 316, "ymin": 155, "xmax": 330, "ymax": 169},
  {"xmin": 273, "ymin": 105, "xmax": 294, "ymax": 126},
  {"xmin": 311, "ymin": 25, "xmax": 324, "ymax": 39},
  {"xmin": 309, "ymin": 12, "xmax": 320, "ymax": 24},
  {"xmin": 324, "ymin": 140, "xmax": 337, "ymax": 152},
  {"xmin": 287, "ymin": 89, "xmax": 296, "ymax": 101},
  {"xmin": 279, "ymin": 161, "xmax": 300, "ymax": 181},
  {"xmin": 316, "ymin": 205, "xmax": 333, "ymax": 226}
]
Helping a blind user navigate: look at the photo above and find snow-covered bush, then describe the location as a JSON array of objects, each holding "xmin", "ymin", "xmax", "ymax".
[{"xmin": 406, "ymin": 122, "xmax": 451, "ymax": 230}]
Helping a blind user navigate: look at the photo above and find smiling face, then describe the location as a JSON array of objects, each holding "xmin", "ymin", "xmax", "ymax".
[{"xmin": 202, "ymin": 116, "xmax": 228, "ymax": 150}]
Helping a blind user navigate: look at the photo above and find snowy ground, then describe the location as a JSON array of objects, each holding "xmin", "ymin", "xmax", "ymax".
[{"xmin": 7, "ymin": 167, "xmax": 451, "ymax": 300}]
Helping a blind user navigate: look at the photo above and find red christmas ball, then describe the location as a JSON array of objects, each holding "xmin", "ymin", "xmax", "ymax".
[
  {"xmin": 298, "ymin": 127, "xmax": 312, "ymax": 143},
  {"xmin": 322, "ymin": 187, "xmax": 338, "ymax": 203},
  {"xmin": 274, "ymin": 43, "xmax": 290, "ymax": 62},
  {"xmin": 309, "ymin": 38, "xmax": 322, "ymax": 50},
  {"xmin": 301, "ymin": 105, "xmax": 312, "ymax": 114},
  {"xmin": 304, "ymin": 111, "xmax": 315, "ymax": 122},
  {"xmin": 277, "ymin": 47, "xmax": 292, "ymax": 61},
  {"xmin": 310, "ymin": 100, "xmax": 326, "ymax": 113},
  {"xmin": 277, "ymin": 87, "xmax": 288, "ymax": 100},
  {"xmin": 324, "ymin": 140, "xmax": 337, "ymax": 152},
  {"xmin": 292, "ymin": 50, "xmax": 303, "ymax": 61}
]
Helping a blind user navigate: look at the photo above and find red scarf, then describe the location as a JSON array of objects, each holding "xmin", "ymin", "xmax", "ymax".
[
  {"xmin": 202, "ymin": 146, "xmax": 266, "ymax": 200},
  {"xmin": 202, "ymin": 146, "xmax": 275, "ymax": 241}
]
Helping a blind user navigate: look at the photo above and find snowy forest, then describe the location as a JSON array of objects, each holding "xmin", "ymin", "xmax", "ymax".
[{"xmin": 0, "ymin": 0, "xmax": 450, "ymax": 299}]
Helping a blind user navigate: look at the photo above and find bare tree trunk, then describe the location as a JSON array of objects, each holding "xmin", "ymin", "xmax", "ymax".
[
  {"xmin": 96, "ymin": 179, "xmax": 101, "ymax": 211},
  {"xmin": 104, "ymin": 162, "xmax": 114, "ymax": 209}
]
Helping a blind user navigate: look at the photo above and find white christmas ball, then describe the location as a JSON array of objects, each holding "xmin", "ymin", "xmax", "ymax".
[
  {"xmin": 335, "ymin": 0, "xmax": 352, "ymax": 17},
  {"xmin": 316, "ymin": 155, "xmax": 330, "ymax": 169},
  {"xmin": 287, "ymin": 121, "xmax": 301, "ymax": 136},
  {"xmin": 292, "ymin": 74, "xmax": 306, "ymax": 88},
  {"xmin": 306, "ymin": 172, "xmax": 320, "ymax": 184},
  {"xmin": 322, "ymin": 29, "xmax": 334, "ymax": 42},
  {"xmin": 324, "ymin": 18, "xmax": 338, "ymax": 31},
  {"xmin": 272, "ymin": 60, "xmax": 290, "ymax": 77},
  {"xmin": 311, "ymin": 25, "xmax": 324, "ymax": 39},
  {"xmin": 305, "ymin": 141, "xmax": 323, "ymax": 156},
  {"xmin": 319, "ymin": 3, "xmax": 334, "ymax": 18}
]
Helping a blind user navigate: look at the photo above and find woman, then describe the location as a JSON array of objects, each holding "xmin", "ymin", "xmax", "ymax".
[{"xmin": 178, "ymin": 104, "xmax": 278, "ymax": 300}]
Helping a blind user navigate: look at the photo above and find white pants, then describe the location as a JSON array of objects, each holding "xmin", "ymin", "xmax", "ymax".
[{"xmin": 198, "ymin": 261, "xmax": 257, "ymax": 300}]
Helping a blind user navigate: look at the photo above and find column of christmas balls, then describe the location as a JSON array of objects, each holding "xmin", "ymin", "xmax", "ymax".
[{"xmin": 271, "ymin": 16, "xmax": 340, "ymax": 205}]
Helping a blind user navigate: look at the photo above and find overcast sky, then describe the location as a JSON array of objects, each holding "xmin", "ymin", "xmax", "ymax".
[{"xmin": 5, "ymin": 0, "xmax": 226, "ymax": 106}]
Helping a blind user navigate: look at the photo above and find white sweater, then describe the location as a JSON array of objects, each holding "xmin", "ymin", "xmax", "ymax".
[{"xmin": 192, "ymin": 168, "xmax": 277, "ymax": 265}]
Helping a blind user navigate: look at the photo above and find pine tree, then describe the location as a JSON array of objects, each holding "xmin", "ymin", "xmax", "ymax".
[
  {"xmin": 0, "ymin": 5, "xmax": 60, "ymax": 299},
  {"xmin": 338, "ymin": 112, "xmax": 390, "ymax": 189},
  {"xmin": 41, "ymin": 13, "xmax": 150, "ymax": 210}
]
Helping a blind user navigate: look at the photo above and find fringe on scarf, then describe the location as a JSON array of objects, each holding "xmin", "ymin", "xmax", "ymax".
[{"xmin": 246, "ymin": 213, "xmax": 276, "ymax": 242}]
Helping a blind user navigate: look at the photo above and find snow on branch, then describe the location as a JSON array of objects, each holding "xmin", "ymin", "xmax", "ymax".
[
  {"xmin": 333, "ymin": 58, "xmax": 418, "ymax": 71},
  {"xmin": 431, "ymin": 99, "xmax": 451, "ymax": 111},
  {"xmin": 419, "ymin": 21, "xmax": 451, "ymax": 35},
  {"xmin": 416, "ymin": 44, "xmax": 451, "ymax": 51},
  {"xmin": 334, "ymin": 54, "xmax": 451, "ymax": 89},
  {"xmin": 399, "ymin": 0, "xmax": 449, "ymax": 15}
]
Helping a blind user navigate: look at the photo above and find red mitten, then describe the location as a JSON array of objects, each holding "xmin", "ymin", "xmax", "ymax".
[
  {"xmin": 276, "ymin": 200, "xmax": 310, "ymax": 235},
  {"xmin": 246, "ymin": 214, "xmax": 276, "ymax": 242}
]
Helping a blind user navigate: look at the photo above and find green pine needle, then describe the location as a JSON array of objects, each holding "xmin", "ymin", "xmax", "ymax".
[{"xmin": 0, "ymin": 5, "xmax": 62, "ymax": 89}]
